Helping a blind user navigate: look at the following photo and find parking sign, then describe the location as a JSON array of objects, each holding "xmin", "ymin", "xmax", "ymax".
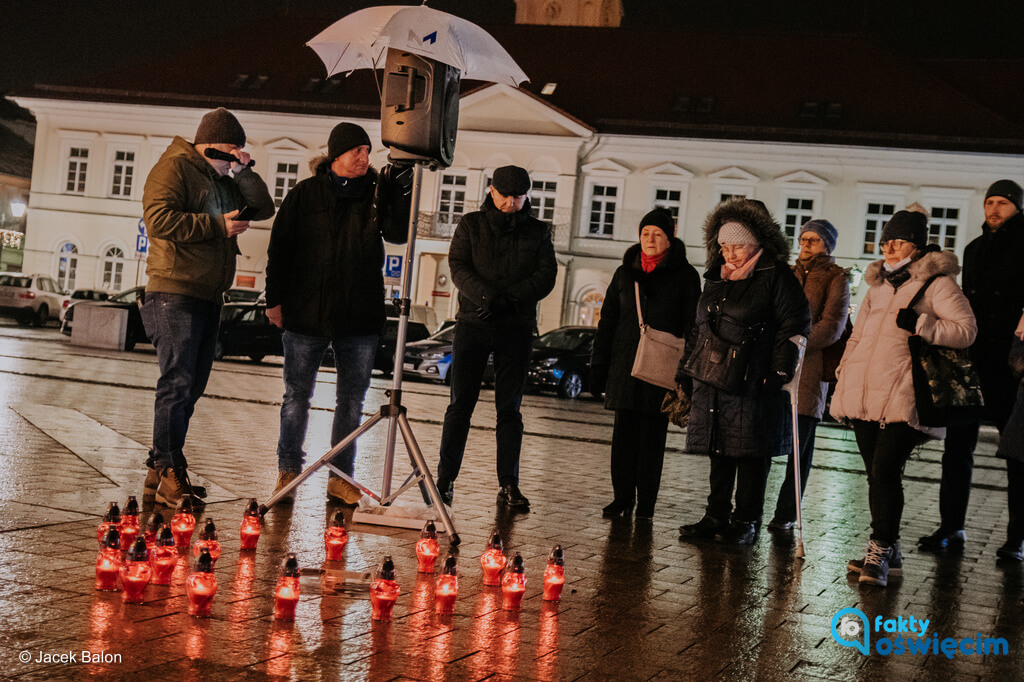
[{"xmin": 384, "ymin": 255, "xmax": 402, "ymax": 284}]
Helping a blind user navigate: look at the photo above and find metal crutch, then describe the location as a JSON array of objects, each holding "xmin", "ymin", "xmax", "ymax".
[{"xmin": 782, "ymin": 335, "xmax": 808, "ymax": 558}]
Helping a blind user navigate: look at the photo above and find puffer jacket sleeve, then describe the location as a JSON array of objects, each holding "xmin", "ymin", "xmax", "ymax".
[
  {"xmin": 914, "ymin": 276, "xmax": 977, "ymax": 349},
  {"xmin": 808, "ymin": 268, "xmax": 850, "ymax": 351},
  {"xmin": 264, "ymin": 183, "xmax": 300, "ymax": 309},
  {"xmin": 232, "ymin": 167, "xmax": 276, "ymax": 221},
  {"xmin": 449, "ymin": 216, "xmax": 498, "ymax": 310},
  {"xmin": 836, "ymin": 290, "xmax": 871, "ymax": 381},
  {"xmin": 770, "ymin": 266, "xmax": 813, "ymax": 378},
  {"xmin": 505, "ymin": 226, "xmax": 557, "ymax": 305},
  {"xmin": 143, "ymin": 157, "xmax": 225, "ymax": 243}
]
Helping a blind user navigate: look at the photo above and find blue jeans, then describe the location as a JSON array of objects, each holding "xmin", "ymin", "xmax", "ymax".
[
  {"xmin": 141, "ymin": 292, "xmax": 221, "ymax": 470},
  {"xmin": 277, "ymin": 331, "xmax": 378, "ymax": 475}
]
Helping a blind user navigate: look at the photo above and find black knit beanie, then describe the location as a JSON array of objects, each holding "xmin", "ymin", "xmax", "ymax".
[
  {"xmin": 328, "ymin": 122, "xmax": 371, "ymax": 161},
  {"xmin": 194, "ymin": 108, "xmax": 246, "ymax": 147},
  {"xmin": 880, "ymin": 210, "xmax": 928, "ymax": 249},
  {"xmin": 985, "ymin": 179, "xmax": 1023, "ymax": 210},
  {"xmin": 639, "ymin": 208, "xmax": 676, "ymax": 238}
]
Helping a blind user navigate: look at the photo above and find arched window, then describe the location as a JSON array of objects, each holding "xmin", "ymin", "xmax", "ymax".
[
  {"xmin": 101, "ymin": 246, "xmax": 125, "ymax": 291},
  {"xmin": 56, "ymin": 242, "xmax": 78, "ymax": 291},
  {"xmin": 576, "ymin": 289, "xmax": 605, "ymax": 326}
]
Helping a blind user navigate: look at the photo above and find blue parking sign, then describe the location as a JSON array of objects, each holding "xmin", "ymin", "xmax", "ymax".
[
  {"xmin": 136, "ymin": 234, "xmax": 148, "ymax": 255},
  {"xmin": 384, "ymin": 255, "xmax": 402, "ymax": 279}
]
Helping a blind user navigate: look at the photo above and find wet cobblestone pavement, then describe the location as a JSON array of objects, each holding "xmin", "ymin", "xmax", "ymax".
[{"xmin": 0, "ymin": 323, "xmax": 1022, "ymax": 680}]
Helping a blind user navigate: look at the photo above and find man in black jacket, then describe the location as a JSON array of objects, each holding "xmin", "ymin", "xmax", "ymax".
[
  {"xmin": 434, "ymin": 166, "xmax": 557, "ymax": 510},
  {"xmin": 919, "ymin": 179, "xmax": 1024, "ymax": 559},
  {"xmin": 265, "ymin": 122, "xmax": 410, "ymax": 505}
]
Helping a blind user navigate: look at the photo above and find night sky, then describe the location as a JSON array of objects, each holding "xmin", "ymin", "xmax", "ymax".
[{"xmin": 2, "ymin": 0, "xmax": 1022, "ymax": 94}]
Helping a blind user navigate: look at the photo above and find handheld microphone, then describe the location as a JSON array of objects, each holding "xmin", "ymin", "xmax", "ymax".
[{"xmin": 203, "ymin": 148, "xmax": 255, "ymax": 168}]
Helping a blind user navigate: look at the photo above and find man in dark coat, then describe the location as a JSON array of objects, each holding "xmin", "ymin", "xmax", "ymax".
[
  {"xmin": 590, "ymin": 208, "xmax": 701, "ymax": 519},
  {"xmin": 768, "ymin": 219, "xmax": 849, "ymax": 529},
  {"xmin": 434, "ymin": 165, "xmax": 557, "ymax": 510},
  {"xmin": 679, "ymin": 199, "xmax": 811, "ymax": 544},
  {"xmin": 265, "ymin": 122, "xmax": 410, "ymax": 505},
  {"xmin": 919, "ymin": 180, "xmax": 1024, "ymax": 554}
]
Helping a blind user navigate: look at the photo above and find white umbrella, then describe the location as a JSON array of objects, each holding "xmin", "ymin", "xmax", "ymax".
[{"xmin": 307, "ymin": 4, "xmax": 529, "ymax": 86}]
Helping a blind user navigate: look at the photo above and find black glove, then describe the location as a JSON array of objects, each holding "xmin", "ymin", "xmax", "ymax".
[
  {"xmin": 896, "ymin": 308, "xmax": 918, "ymax": 333},
  {"xmin": 589, "ymin": 365, "xmax": 608, "ymax": 395},
  {"xmin": 379, "ymin": 163, "xmax": 414, "ymax": 194},
  {"xmin": 761, "ymin": 370, "xmax": 790, "ymax": 394},
  {"xmin": 489, "ymin": 293, "xmax": 516, "ymax": 316}
]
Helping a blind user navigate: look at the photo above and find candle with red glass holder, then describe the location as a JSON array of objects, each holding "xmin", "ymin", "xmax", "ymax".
[
  {"xmin": 434, "ymin": 553, "xmax": 459, "ymax": 614},
  {"xmin": 542, "ymin": 545, "xmax": 565, "ymax": 602},
  {"xmin": 96, "ymin": 502, "xmax": 121, "ymax": 547},
  {"xmin": 501, "ymin": 553, "xmax": 527, "ymax": 611},
  {"xmin": 480, "ymin": 532, "xmax": 506, "ymax": 586},
  {"xmin": 171, "ymin": 498, "xmax": 196, "ymax": 547},
  {"xmin": 119, "ymin": 537, "xmax": 152, "ymax": 603},
  {"xmin": 192, "ymin": 518, "xmax": 221, "ymax": 566},
  {"xmin": 149, "ymin": 525, "xmax": 177, "ymax": 585},
  {"xmin": 239, "ymin": 499, "xmax": 261, "ymax": 550},
  {"xmin": 324, "ymin": 511, "xmax": 349, "ymax": 561},
  {"xmin": 185, "ymin": 547, "xmax": 218, "ymax": 617},
  {"xmin": 95, "ymin": 527, "xmax": 122, "ymax": 591},
  {"xmin": 415, "ymin": 520, "xmax": 440, "ymax": 573},
  {"xmin": 273, "ymin": 553, "xmax": 301, "ymax": 621},
  {"xmin": 143, "ymin": 512, "xmax": 164, "ymax": 550},
  {"xmin": 369, "ymin": 556, "xmax": 400, "ymax": 621},
  {"xmin": 118, "ymin": 495, "xmax": 140, "ymax": 549}
]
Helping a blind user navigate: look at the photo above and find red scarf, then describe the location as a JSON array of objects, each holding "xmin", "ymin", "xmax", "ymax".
[{"xmin": 640, "ymin": 251, "xmax": 666, "ymax": 273}]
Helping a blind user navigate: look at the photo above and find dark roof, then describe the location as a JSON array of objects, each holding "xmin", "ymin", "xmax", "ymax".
[
  {"xmin": 13, "ymin": 19, "xmax": 1024, "ymax": 154},
  {"xmin": 0, "ymin": 123, "xmax": 33, "ymax": 179}
]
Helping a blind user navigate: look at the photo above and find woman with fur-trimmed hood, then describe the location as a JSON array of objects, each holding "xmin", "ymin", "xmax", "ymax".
[
  {"xmin": 678, "ymin": 199, "xmax": 811, "ymax": 545},
  {"xmin": 831, "ymin": 210, "xmax": 976, "ymax": 587}
]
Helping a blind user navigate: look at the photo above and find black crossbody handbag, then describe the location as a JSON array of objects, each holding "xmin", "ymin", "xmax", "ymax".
[
  {"xmin": 682, "ymin": 309, "xmax": 762, "ymax": 394},
  {"xmin": 905, "ymin": 275, "xmax": 984, "ymax": 427}
]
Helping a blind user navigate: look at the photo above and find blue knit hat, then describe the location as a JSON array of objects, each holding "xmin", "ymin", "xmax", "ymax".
[{"xmin": 800, "ymin": 219, "xmax": 838, "ymax": 253}]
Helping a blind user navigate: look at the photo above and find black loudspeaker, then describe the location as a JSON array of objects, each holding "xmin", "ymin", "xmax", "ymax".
[{"xmin": 380, "ymin": 49, "xmax": 461, "ymax": 168}]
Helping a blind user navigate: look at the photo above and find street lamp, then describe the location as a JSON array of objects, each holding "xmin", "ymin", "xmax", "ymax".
[{"xmin": 10, "ymin": 199, "xmax": 25, "ymax": 218}]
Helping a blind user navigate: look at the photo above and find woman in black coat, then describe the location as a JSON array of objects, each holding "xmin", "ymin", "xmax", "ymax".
[
  {"xmin": 678, "ymin": 200, "xmax": 811, "ymax": 544},
  {"xmin": 590, "ymin": 208, "xmax": 702, "ymax": 519}
]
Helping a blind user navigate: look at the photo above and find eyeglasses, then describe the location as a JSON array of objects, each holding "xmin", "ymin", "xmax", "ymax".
[
  {"xmin": 878, "ymin": 239, "xmax": 909, "ymax": 251},
  {"xmin": 798, "ymin": 236, "xmax": 822, "ymax": 245}
]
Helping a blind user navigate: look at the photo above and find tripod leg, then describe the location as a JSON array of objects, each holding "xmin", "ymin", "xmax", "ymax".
[
  {"xmin": 260, "ymin": 413, "xmax": 384, "ymax": 514},
  {"xmin": 397, "ymin": 412, "xmax": 460, "ymax": 545}
]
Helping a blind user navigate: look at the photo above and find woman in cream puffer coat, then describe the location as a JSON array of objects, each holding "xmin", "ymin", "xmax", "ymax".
[{"xmin": 831, "ymin": 210, "xmax": 976, "ymax": 587}]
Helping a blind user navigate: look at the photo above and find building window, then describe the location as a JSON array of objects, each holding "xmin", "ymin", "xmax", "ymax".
[
  {"xmin": 783, "ymin": 197, "xmax": 815, "ymax": 242},
  {"xmin": 653, "ymin": 188, "xmax": 682, "ymax": 221},
  {"xmin": 56, "ymin": 243, "xmax": 78, "ymax": 290},
  {"xmin": 588, "ymin": 184, "xmax": 618, "ymax": 236},
  {"xmin": 928, "ymin": 206, "xmax": 959, "ymax": 250},
  {"xmin": 531, "ymin": 179, "xmax": 557, "ymax": 222},
  {"xmin": 438, "ymin": 174, "xmax": 467, "ymax": 225},
  {"xmin": 66, "ymin": 147, "xmax": 88, "ymax": 194},
  {"xmin": 110, "ymin": 150, "xmax": 135, "ymax": 197},
  {"xmin": 863, "ymin": 202, "xmax": 895, "ymax": 255},
  {"xmin": 273, "ymin": 162, "xmax": 299, "ymax": 208},
  {"xmin": 101, "ymin": 246, "xmax": 125, "ymax": 291},
  {"xmin": 719, "ymin": 192, "xmax": 745, "ymax": 203}
]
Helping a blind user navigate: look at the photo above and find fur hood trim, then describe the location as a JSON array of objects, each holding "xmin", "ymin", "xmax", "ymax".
[
  {"xmin": 864, "ymin": 248, "xmax": 962, "ymax": 286},
  {"xmin": 310, "ymin": 153, "xmax": 378, "ymax": 180},
  {"xmin": 702, "ymin": 199, "xmax": 790, "ymax": 268}
]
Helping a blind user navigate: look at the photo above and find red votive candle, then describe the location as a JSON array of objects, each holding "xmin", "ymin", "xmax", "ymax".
[
  {"xmin": 186, "ymin": 548, "xmax": 217, "ymax": 617},
  {"xmin": 273, "ymin": 553, "xmax": 301, "ymax": 621},
  {"xmin": 192, "ymin": 518, "xmax": 221, "ymax": 566},
  {"xmin": 434, "ymin": 553, "xmax": 459, "ymax": 614},
  {"xmin": 324, "ymin": 511, "xmax": 349, "ymax": 561},
  {"xmin": 501, "ymin": 553, "xmax": 527, "ymax": 611},
  {"xmin": 119, "ymin": 495, "xmax": 140, "ymax": 549},
  {"xmin": 119, "ymin": 538, "xmax": 151, "ymax": 604},
  {"xmin": 370, "ymin": 556, "xmax": 400, "ymax": 621},
  {"xmin": 97, "ymin": 502, "xmax": 121, "ymax": 547},
  {"xmin": 543, "ymin": 545, "xmax": 565, "ymax": 602},
  {"xmin": 240, "ymin": 499, "xmax": 261, "ymax": 550}
]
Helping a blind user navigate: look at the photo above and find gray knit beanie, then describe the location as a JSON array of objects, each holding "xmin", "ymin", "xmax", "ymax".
[
  {"xmin": 194, "ymin": 108, "xmax": 246, "ymax": 147},
  {"xmin": 718, "ymin": 221, "xmax": 760, "ymax": 247},
  {"xmin": 800, "ymin": 219, "xmax": 838, "ymax": 253}
]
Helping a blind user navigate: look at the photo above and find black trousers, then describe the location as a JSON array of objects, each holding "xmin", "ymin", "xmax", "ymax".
[
  {"xmin": 1009, "ymin": 459, "xmax": 1024, "ymax": 543},
  {"xmin": 772, "ymin": 414, "xmax": 819, "ymax": 522},
  {"xmin": 937, "ymin": 421, "xmax": 980, "ymax": 531},
  {"xmin": 707, "ymin": 455, "xmax": 772, "ymax": 523},
  {"xmin": 437, "ymin": 322, "xmax": 532, "ymax": 487},
  {"xmin": 852, "ymin": 420, "xmax": 927, "ymax": 544},
  {"xmin": 610, "ymin": 410, "xmax": 669, "ymax": 515}
]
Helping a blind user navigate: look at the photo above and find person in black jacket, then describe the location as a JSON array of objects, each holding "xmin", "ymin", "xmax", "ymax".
[
  {"xmin": 919, "ymin": 180, "xmax": 1024, "ymax": 555},
  {"xmin": 264, "ymin": 122, "xmax": 410, "ymax": 505},
  {"xmin": 678, "ymin": 199, "xmax": 811, "ymax": 545},
  {"xmin": 434, "ymin": 165, "xmax": 557, "ymax": 510},
  {"xmin": 590, "ymin": 208, "xmax": 701, "ymax": 519}
]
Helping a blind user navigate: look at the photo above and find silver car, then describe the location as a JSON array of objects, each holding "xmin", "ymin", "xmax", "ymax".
[{"xmin": 0, "ymin": 273, "xmax": 67, "ymax": 326}]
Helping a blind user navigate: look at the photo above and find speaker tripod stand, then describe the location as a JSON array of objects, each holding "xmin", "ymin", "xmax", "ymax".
[{"xmin": 258, "ymin": 162, "xmax": 460, "ymax": 546}]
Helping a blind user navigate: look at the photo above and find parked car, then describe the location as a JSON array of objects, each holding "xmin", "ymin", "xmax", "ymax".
[
  {"xmin": 223, "ymin": 287, "xmax": 262, "ymax": 304},
  {"xmin": 0, "ymin": 273, "xmax": 67, "ymax": 326},
  {"xmin": 61, "ymin": 285, "xmax": 149, "ymax": 350},
  {"xmin": 403, "ymin": 325, "xmax": 455, "ymax": 383},
  {"xmin": 215, "ymin": 301, "xmax": 282, "ymax": 362},
  {"xmin": 384, "ymin": 299, "xmax": 439, "ymax": 334},
  {"xmin": 60, "ymin": 288, "xmax": 110, "ymax": 322},
  {"xmin": 526, "ymin": 326, "xmax": 599, "ymax": 399},
  {"xmin": 375, "ymin": 318, "xmax": 430, "ymax": 375}
]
